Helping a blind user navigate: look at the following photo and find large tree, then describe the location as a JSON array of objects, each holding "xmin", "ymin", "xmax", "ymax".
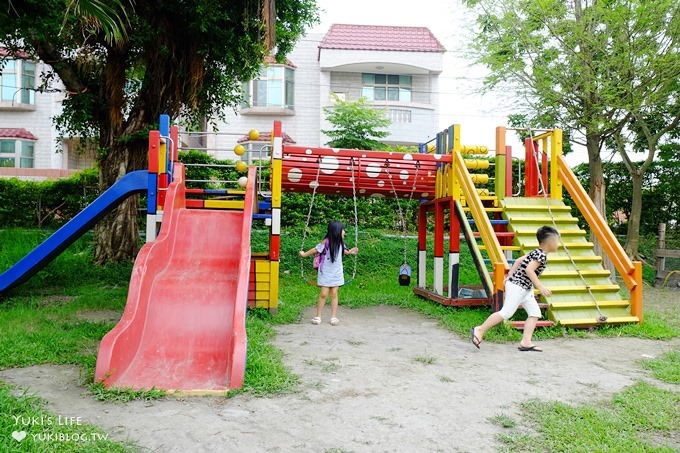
[
  {"xmin": 604, "ymin": 1, "xmax": 680, "ymax": 258},
  {"xmin": 461, "ymin": 0, "xmax": 662, "ymax": 263},
  {"xmin": 1, "ymin": 0, "xmax": 317, "ymax": 262}
]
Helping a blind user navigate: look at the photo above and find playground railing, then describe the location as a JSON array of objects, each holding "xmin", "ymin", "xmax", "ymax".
[{"xmin": 556, "ymin": 155, "xmax": 643, "ymax": 321}]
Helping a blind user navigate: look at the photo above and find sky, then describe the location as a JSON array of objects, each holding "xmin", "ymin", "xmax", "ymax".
[{"xmin": 309, "ymin": 0, "xmax": 589, "ymax": 165}]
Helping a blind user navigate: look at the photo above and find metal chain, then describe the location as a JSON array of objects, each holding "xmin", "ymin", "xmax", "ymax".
[
  {"xmin": 526, "ymin": 127, "xmax": 607, "ymax": 322},
  {"xmin": 300, "ymin": 157, "xmax": 323, "ymax": 283},
  {"xmin": 348, "ymin": 157, "xmax": 359, "ymax": 282},
  {"xmin": 385, "ymin": 159, "xmax": 420, "ymax": 264}
]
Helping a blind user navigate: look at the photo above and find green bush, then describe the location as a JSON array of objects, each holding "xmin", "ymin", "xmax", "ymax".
[{"xmin": 0, "ymin": 169, "xmax": 99, "ymax": 229}]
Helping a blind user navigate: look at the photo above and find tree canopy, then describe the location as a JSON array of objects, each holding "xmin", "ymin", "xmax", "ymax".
[
  {"xmin": 322, "ymin": 96, "xmax": 391, "ymax": 150},
  {"xmin": 1, "ymin": 0, "xmax": 318, "ymax": 262}
]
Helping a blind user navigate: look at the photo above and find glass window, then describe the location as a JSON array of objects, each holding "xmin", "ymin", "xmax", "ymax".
[
  {"xmin": 0, "ymin": 140, "xmax": 15, "ymax": 154},
  {"xmin": 1, "ymin": 60, "xmax": 36, "ymax": 105},
  {"xmin": 20, "ymin": 141, "xmax": 34, "ymax": 168},
  {"xmin": 242, "ymin": 64, "xmax": 294, "ymax": 109},
  {"xmin": 1, "ymin": 60, "xmax": 17, "ymax": 102},
  {"xmin": 285, "ymin": 68, "xmax": 294, "ymax": 109},
  {"xmin": 21, "ymin": 61, "xmax": 35, "ymax": 104},
  {"xmin": 361, "ymin": 72, "xmax": 412, "ymax": 103},
  {"xmin": 0, "ymin": 140, "xmax": 35, "ymax": 168}
]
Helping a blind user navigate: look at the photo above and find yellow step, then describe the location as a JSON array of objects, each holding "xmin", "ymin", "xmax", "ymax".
[
  {"xmin": 547, "ymin": 256, "xmax": 602, "ymax": 263},
  {"xmin": 504, "ymin": 216, "xmax": 578, "ymax": 223},
  {"xmin": 512, "ymin": 228, "xmax": 584, "ymax": 236},
  {"xmin": 521, "ymin": 242, "xmax": 594, "ymax": 249},
  {"xmin": 550, "ymin": 300, "xmax": 630, "ymax": 309},
  {"xmin": 479, "ymin": 245, "xmax": 521, "ymax": 251},
  {"xmin": 504, "ymin": 205, "xmax": 572, "ymax": 212},
  {"xmin": 558, "ymin": 316, "xmax": 639, "ymax": 326},
  {"xmin": 541, "ymin": 269, "xmax": 611, "ymax": 278},
  {"xmin": 538, "ymin": 284, "xmax": 621, "ymax": 294},
  {"xmin": 463, "ymin": 207, "xmax": 504, "ymax": 213}
]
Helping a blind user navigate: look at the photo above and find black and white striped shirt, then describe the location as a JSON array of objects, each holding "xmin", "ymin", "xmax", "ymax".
[{"xmin": 508, "ymin": 248, "xmax": 548, "ymax": 290}]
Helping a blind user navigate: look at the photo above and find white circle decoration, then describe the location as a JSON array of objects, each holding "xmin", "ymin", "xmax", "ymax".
[
  {"xmin": 320, "ymin": 156, "xmax": 340, "ymax": 174},
  {"xmin": 377, "ymin": 180, "xmax": 385, "ymax": 187},
  {"xmin": 305, "ymin": 149, "xmax": 312, "ymax": 155},
  {"xmin": 309, "ymin": 180, "xmax": 319, "ymax": 189},
  {"xmin": 421, "ymin": 192, "xmax": 429, "ymax": 197},
  {"xmin": 400, "ymin": 170, "xmax": 409, "ymax": 180},
  {"xmin": 366, "ymin": 163, "xmax": 381, "ymax": 178},
  {"xmin": 288, "ymin": 168, "xmax": 302, "ymax": 183},
  {"xmin": 403, "ymin": 153, "xmax": 413, "ymax": 160}
]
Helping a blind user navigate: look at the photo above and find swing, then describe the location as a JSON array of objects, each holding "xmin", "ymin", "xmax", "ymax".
[
  {"xmin": 385, "ymin": 159, "xmax": 420, "ymax": 286},
  {"xmin": 299, "ymin": 156, "xmax": 359, "ymax": 286}
]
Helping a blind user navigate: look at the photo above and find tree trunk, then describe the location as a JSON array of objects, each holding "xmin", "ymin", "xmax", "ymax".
[
  {"xmin": 585, "ymin": 133, "xmax": 614, "ymax": 272},
  {"xmin": 93, "ymin": 146, "xmax": 145, "ymax": 263},
  {"xmin": 624, "ymin": 170, "xmax": 642, "ymax": 259},
  {"xmin": 93, "ymin": 47, "xmax": 147, "ymax": 264}
]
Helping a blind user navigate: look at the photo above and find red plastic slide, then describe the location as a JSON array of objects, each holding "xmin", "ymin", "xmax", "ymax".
[{"xmin": 95, "ymin": 165, "xmax": 254, "ymax": 391}]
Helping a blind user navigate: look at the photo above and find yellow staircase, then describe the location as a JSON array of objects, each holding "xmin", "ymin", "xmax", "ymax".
[{"xmin": 502, "ymin": 197, "xmax": 640, "ymax": 327}]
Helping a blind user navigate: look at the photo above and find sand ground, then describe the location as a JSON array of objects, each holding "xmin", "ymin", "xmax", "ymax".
[{"xmin": 2, "ymin": 304, "xmax": 677, "ymax": 452}]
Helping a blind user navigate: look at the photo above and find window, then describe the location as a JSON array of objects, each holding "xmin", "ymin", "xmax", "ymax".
[
  {"xmin": 0, "ymin": 139, "xmax": 35, "ymax": 168},
  {"xmin": 362, "ymin": 73, "xmax": 412, "ymax": 103},
  {"xmin": 242, "ymin": 65, "xmax": 295, "ymax": 109},
  {"xmin": 0, "ymin": 59, "xmax": 36, "ymax": 105}
]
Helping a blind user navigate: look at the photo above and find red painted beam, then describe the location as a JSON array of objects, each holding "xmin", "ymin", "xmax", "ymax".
[{"xmin": 281, "ymin": 146, "xmax": 440, "ymax": 199}]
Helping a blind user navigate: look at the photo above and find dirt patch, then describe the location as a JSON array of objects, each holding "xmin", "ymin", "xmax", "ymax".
[
  {"xmin": 0, "ymin": 305, "xmax": 677, "ymax": 452},
  {"xmin": 75, "ymin": 310, "xmax": 122, "ymax": 323}
]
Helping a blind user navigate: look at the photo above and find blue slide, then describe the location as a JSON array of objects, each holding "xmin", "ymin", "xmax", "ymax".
[{"xmin": 0, "ymin": 170, "xmax": 149, "ymax": 295}]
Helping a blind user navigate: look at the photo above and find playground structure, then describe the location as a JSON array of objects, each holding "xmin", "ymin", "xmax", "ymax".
[{"xmin": 0, "ymin": 116, "xmax": 643, "ymax": 392}]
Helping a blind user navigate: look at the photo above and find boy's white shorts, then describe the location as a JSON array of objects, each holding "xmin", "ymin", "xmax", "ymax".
[{"xmin": 499, "ymin": 281, "xmax": 542, "ymax": 319}]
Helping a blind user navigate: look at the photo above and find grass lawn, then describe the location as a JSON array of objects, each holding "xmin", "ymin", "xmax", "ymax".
[{"xmin": 0, "ymin": 227, "xmax": 678, "ymax": 452}]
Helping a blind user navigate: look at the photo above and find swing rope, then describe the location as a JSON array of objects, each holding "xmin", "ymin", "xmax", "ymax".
[
  {"xmin": 299, "ymin": 155, "xmax": 359, "ymax": 284},
  {"xmin": 385, "ymin": 159, "xmax": 420, "ymax": 265},
  {"xmin": 525, "ymin": 127, "xmax": 607, "ymax": 322},
  {"xmin": 300, "ymin": 158, "xmax": 322, "ymax": 284}
]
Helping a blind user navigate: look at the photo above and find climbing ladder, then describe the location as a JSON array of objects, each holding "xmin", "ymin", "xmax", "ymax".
[{"xmin": 502, "ymin": 197, "xmax": 640, "ymax": 326}]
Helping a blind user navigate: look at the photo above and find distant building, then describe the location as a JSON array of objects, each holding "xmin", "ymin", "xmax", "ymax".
[
  {"xmin": 208, "ymin": 24, "xmax": 444, "ymax": 161},
  {"xmin": 0, "ymin": 24, "xmax": 444, "ymax": 177}
]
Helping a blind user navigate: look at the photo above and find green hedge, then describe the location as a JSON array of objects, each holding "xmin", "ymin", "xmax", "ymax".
[
  {"xmin": 0, "ymin": 169, "xmax": 100, "ymax": 229},
  {"xmin": 0, "ymin": 153, "xmax": 421, "ymax": 232}
]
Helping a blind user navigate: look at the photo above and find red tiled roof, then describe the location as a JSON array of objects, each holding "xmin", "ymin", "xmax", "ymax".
[
  {"xmin": 263, "ymin": 55, "xmax": 297, "ymax": 68},
  {"xmin": 0, "ymin": 128, "xmax": 38, "ymax": 140},
  {"xmin": 319, "ymin": 24, "xmax": 445, "ymax": 53},
  {"xmin": 0, "ymin": 47, "xmax": 31, "ymax": 59},
  {"xmin": 237, "ymin": 132, "xmax": 296, "ymax": 144}
]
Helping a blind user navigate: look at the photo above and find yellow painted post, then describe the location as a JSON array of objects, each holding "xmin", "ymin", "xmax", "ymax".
[
  {"xmin": 550, "ymin": 129, "xmax": 563, "ymax": 200},
  {"xmin": 495, "ymin": 127, "xmax": 506, "ymax": 201},
  {"xmin": 451, "ymin": 125, "xmax": 462, "ymax": 202},
  {"xmin": 493, "ymin": 262, "xmax": 506, "ymax": 312},
  {"xmin": 631, "ymin": 261, "xmax": 644, "ymax": 323},
  {"xmin": 269, "ymin": 261, "xmax": 280, "ymax": 312}
]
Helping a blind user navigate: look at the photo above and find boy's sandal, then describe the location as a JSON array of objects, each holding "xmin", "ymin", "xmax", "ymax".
[
  {"xmin": 311, "ymin": 317, "xmax": 321, "ymax": 325},
  {"xmin": 518, "ymin": 345, "xmax": 543, "ymax": 352},
  {"xmin": 330, "ymin": 317, "xmax": 340, "ymax": 326}
]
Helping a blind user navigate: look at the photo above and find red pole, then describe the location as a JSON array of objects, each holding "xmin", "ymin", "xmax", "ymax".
[
  {"xmin": 505, "ymin": 145, "xmax": 513, "ymax": 198},
  {"xmin": 541, "ymin": 148, "xmax": 549, "ymax": 196},
  {"xmin": 524, "ymin": 138, "xmax": 537, "ymax": 197},
  {"xmin": 449, "ymin": 199, "xmax": 459, "ymax": 298},
  {"xmin": 417, "ymin": 203, "xmax": 428, "ymax": 288}
]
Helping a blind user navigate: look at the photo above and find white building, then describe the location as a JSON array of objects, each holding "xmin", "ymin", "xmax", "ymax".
[
  {"xmin": 209, "ymin": 24, "xmax": 444, "ymax": 161},
  {"xmin": 0, "ymin": 24, "xmax": 444, "ymax": 176},
  {"xmin": 0, "ymin": 49, "xmax": 95, "ymax": 179}
]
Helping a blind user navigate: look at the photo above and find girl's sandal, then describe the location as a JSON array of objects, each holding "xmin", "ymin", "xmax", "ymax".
[
  {"xmin": 330, "ymin": 317, "xmax": 340, "ymax": 326},
  {"xmin": 311, "ymin": 317, "xmax": 321, "ymax": 325}
]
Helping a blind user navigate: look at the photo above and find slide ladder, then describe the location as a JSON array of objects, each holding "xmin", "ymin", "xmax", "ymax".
[{"xmin": 502, "ymin": 197, "xmax": 640, "ymax": 327}]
